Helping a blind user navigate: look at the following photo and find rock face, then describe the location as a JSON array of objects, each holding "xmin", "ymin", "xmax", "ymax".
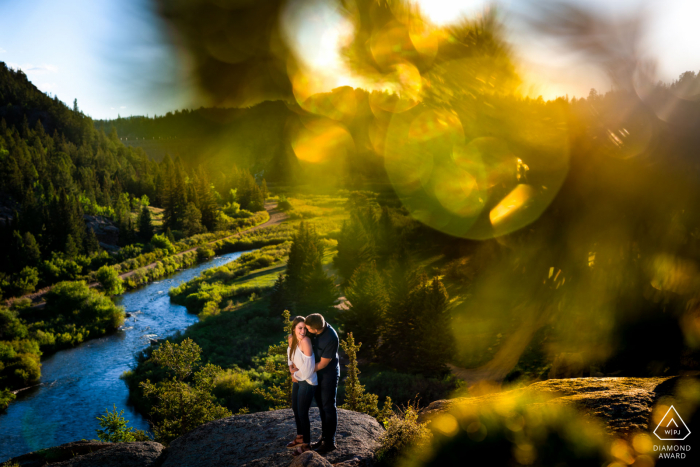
[
  {"xmin": 289, "ymin": 451, "xmax": 332, "ymax": 467},
  {"xmin": 84, "ymin": 214, "xmax": 119, "ymax": 246},
  {"xmin": 51, "ymin": 441, "xmax": 164, "ymax": 467},
  {"xmin": 159, "ymin": 408, "xmax": 384, "ymax": 467},
  {"xmin": 420, "ymin": 376, "xmax": 677, "ymax": 437},
  {"xmin": 6, "ymin": 440, "xmax": 163, "ymax": 467}
]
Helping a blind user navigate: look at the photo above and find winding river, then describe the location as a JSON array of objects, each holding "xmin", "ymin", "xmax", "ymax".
[{"xmin": 0, "ymin": 250, "xmax": 249, "ymax": 461}]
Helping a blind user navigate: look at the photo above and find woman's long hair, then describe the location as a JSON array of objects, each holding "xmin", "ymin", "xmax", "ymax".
[{"xmin": 289, "ymin": 315, "xmax": 306, "ymax": 361}]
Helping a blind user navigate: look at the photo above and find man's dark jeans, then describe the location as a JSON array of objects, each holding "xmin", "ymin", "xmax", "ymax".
[
  {"xmin": 314, "ymin": 367, "xmax": 340, "ymax": 444},
  {"xmin": 292, "ymin": 381, "xmax": 315, "ymax": 443}
]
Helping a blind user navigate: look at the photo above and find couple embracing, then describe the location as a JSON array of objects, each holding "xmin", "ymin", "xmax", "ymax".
[{"xmin": 286, "ymin": 313, "xmax": 339, "ymax": 456}]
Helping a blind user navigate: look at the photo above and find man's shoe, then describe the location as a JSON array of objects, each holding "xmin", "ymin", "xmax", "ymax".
[
  {"xmin": 310, "ymin": 439, "xmax": 324, "ymax": 450},
  {"xmin": 313, "ymin": 442, "xmax": 337, "ymax": 454}
]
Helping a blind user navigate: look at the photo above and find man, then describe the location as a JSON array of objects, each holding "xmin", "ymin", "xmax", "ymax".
[{"xmin": 305, "ymin": 313, "xmax": 339, "ymax": 454}]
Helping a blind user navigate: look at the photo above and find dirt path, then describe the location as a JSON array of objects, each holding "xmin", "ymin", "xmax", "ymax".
[{"xmin": 12, "ymin": 202, "xmax": 286, "ymax": 307}]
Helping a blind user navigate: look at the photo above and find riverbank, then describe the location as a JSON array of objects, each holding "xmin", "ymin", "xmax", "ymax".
[
  {"xmin": 0, "ymin": 206, "xmax": 288, "ymax": 412},
  {"xmin": 0, "ymin": 250, "xmax": 254, "ymax": 461},
  {"xmin": 10, "ymin": 202, "xmax": 282, "ymax": 309}
]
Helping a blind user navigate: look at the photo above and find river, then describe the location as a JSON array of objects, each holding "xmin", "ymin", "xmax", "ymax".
[{"xmin": 0, "ymin": 250, "xmax": 249, "ymax": 461}]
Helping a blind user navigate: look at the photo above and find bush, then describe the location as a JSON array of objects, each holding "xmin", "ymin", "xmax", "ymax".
[
  {"xmin": 377, "ymin": 403, "xmax": 431, "ymax": 466},
  {"xmin": 96, "ymin": 266, "xmax": 124, "ymax": 295},
  {"xmin": 234, "ymin": 209, "xmax": 253, "ymax": 219},
  {"xmin": 276, "ymin": 195, "xmax": 293, "ymax": 211},
  {"xmin": 213, "ymin": 368, "xmax": 266, "ymax": 414},
  {"xmin": 150, "ymin": 234, "xmax": 176, "ymax": 255},
  {"xmin": 139, "ymin": 339, "xmax": 231, "ymax": 444},
  {"xmin": 45, "ymin": 281, "xmax": 125, "ymax": 332},
  {"xmin": 1, "ymin": 388, "xmax": 16, "ymax": 411},
  {"xmin": 197, "ymin": 246, "xmax": 215, "ymax": 261},
  {"xmin": 96, "ymin": 405, "xmax": 151, "ymax": 442}
]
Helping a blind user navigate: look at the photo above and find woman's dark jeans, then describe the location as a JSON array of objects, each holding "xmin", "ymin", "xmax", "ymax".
[{"xmin": 292, "ymin": 381, "xmax": 315, "ymax": 443}]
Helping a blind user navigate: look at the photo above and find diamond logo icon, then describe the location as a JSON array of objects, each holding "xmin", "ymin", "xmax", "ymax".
[{"xmin": 653, "ymin": 405, "xmax": 691, "ymax": 441}]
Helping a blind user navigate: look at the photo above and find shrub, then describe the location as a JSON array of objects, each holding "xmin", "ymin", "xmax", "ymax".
[
  {"xmin": 197, "ymin": 246, "xmax": 215, "ymax": 261},
  {"xmin": 1, "ymin": 388, "xmax": 16, "ymax": 411},
  {"xmin": 376, "ymin": 403, "xmax": 431, "ymax": 466},
  {"xmin": 96, "ymin": 266, "xmax": 124, "ymax": 296},
  {"xmin": 150, "ymin": 234, "xmax": 176, "ymax": 255},
  {"xmin": 276, "ymin": 195, "xmax": 293, "ymax": 211},
  {"xmin": 45, "ymin": 281, "xmax": 125, "ymax": 332},
  {"xmin": 213, "ymin": 368, "xmax": 267, "ymax": 414},
  {"xmin": 96, "ymin": 405, "xmax": 151, "ymax": 442},
  {"xmin": 139, "ymin": 339, "xmax": 231, "ymax": 444}
]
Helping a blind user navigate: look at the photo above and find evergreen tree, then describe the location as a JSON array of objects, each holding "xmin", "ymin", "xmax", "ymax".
[
  {"xmin": 65, "ymin": 234, "xmax": 79, "ymax": 258},
  {"xmin": 285, "ymin": 222, "xmax": 338, "ymax": 316},
  {"xmin": 269, "ymin": 274, "xmax": 290, "ymax": 316},
  {"xmin": 261, "ymin": 178, "xmax": 268, "ymax": 200},
  {"xmin": 85, "ymin": 227, "xmax": 100, "ymax": 254},
  {"xmin": 23, "ymin": 231, "xmax": 42, "ymax": 266},
  {"xmin": 249, "ymin": 183, "xmax": 265, "ymax": 212},
  {"xmin": 381, "ymin": 274, "xmax": 452, "ymax": 376},
  {"xmin": 341, "ymin": 261, "xmax": 388, "ymax": 359},
  {"xmin": 138, "ymin": 206, "xmax": 154, "ymax": 242},
  {"xmin": 340, "ymin": 333, "xmax": 393, "ymax": 423},
  {"xmin": 196, "ymin": 167, "xmax": 218, "ymax": 231},
  {"xmin": 182, "ymin": 202, "xmax": 203, "ymax": 236}
]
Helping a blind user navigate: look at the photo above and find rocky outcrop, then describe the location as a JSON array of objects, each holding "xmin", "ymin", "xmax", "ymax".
[
  {"xmin": 5, "ymin": 408, "xmax": 384, "ymax": 466},
  {"xmin": 84, "ymin": 215, "xmax": 119, "ymax": 246},
  {"xmin": 289, "ymin": 451, "xmax": 332, "ymax": 467},
  {"xmin": 419, "ymin": 376, "xmax": 683, "ymax": 437},
  {"xmin": 159, "ymin": 408, "xmax": 383, "ymax": 467},
  {"xmin": 6, "ymin": 440, "xmax": 162, "ymax": 467},
  {"xmin": 50, "ymin": 442, "xmax": 164, "ymax": 467}
]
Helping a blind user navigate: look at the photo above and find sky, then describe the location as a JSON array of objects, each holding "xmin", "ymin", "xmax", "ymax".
[{"xmin": 1, "ymin": 0, "xmax": 699, "ymax": 119}]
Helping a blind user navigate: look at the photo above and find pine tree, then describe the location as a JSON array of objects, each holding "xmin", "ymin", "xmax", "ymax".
[
  {"xmin": 269, "ymin": 274, "xmax": 290, "ymax": 316},
  {"xmin": 23, "ymin": 231, "xmax": 42, "ymax": 266},
  {"xmin": 415, "ymin": 276, "xmax": 453, "ymax": 376},
  {"xmin": 340, "ymin": 333, "xmax": 393, "ymax": 423},
  {"xmin": 65, "ymin": 234, "xmax": 79, "ymax": 258},
  {"xmin": 381, "ymin": 274, "xmax": 452, "ymax": 376},
  {"xmin": 341, "ymin": 261, "xmax": 388, "ymax": 359},
  {"xmin": 85, "ymin": 227, "xmax": 100, "ymax": 254},
  {"xmin": 196, "ymin": 167, "xmax": 218, "ymax": 231},
  {"xmin": 182, "ymin": 202, "xmax": 203, "ymax": 236},
  {"xmin": 285, "ymin": 222, "xmax": 338, "ymax": 316},
  {"xmin": 138, "ymin": 206, "xmax": 154, "ymax": 242}
]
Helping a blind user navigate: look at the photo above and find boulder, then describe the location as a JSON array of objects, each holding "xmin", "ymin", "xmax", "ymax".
[
  {"xmin": 5, "ymin": 440, "xmax": 164, "ymax": 467},
  {"xmin": 84, "ymin": 215, "xmax": 119, "ymax": 246},
  {"xmin": 420, "ymin": 376, "xmax": 679, "ymax": 437},
  {"xmin": 50, "ymin": 441, "xmax": 165, "ymax": 467},
  {"xmin": 159, "ymin": 408, "xmax": 384, "ymax": 467},
  {"xmin": 288, "ymin": 451, "xmax": 332, "ymax": 467},
  {"xmin": 6, "ymin": 440, "xmax": 116, "ymax": 467}
]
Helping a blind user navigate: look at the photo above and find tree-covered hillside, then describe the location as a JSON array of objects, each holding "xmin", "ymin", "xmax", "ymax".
[{"xmin": 0, "ymin": 62, "xmax": 268, "ymax": 300}]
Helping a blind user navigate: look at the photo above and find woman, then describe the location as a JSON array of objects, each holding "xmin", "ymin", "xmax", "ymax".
[{"xmin": 286, "ymin": 316, "xmax": 317, "ymax": 456}]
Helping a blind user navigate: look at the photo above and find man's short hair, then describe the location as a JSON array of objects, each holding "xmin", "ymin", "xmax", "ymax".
[{"xmin": 305, "ymin": 313, "xmax": 325, "ymax": 330}]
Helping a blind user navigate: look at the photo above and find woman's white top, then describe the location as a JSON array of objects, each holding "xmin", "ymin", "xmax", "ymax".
[{"xmin": 287, "ymin": 340, "xmax": 317, "ymax": 386}]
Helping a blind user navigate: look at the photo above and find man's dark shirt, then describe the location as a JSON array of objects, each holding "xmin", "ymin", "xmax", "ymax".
[{"xmin": 310, "ymin": 323, "xmax": 339, "ymax": 376}]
